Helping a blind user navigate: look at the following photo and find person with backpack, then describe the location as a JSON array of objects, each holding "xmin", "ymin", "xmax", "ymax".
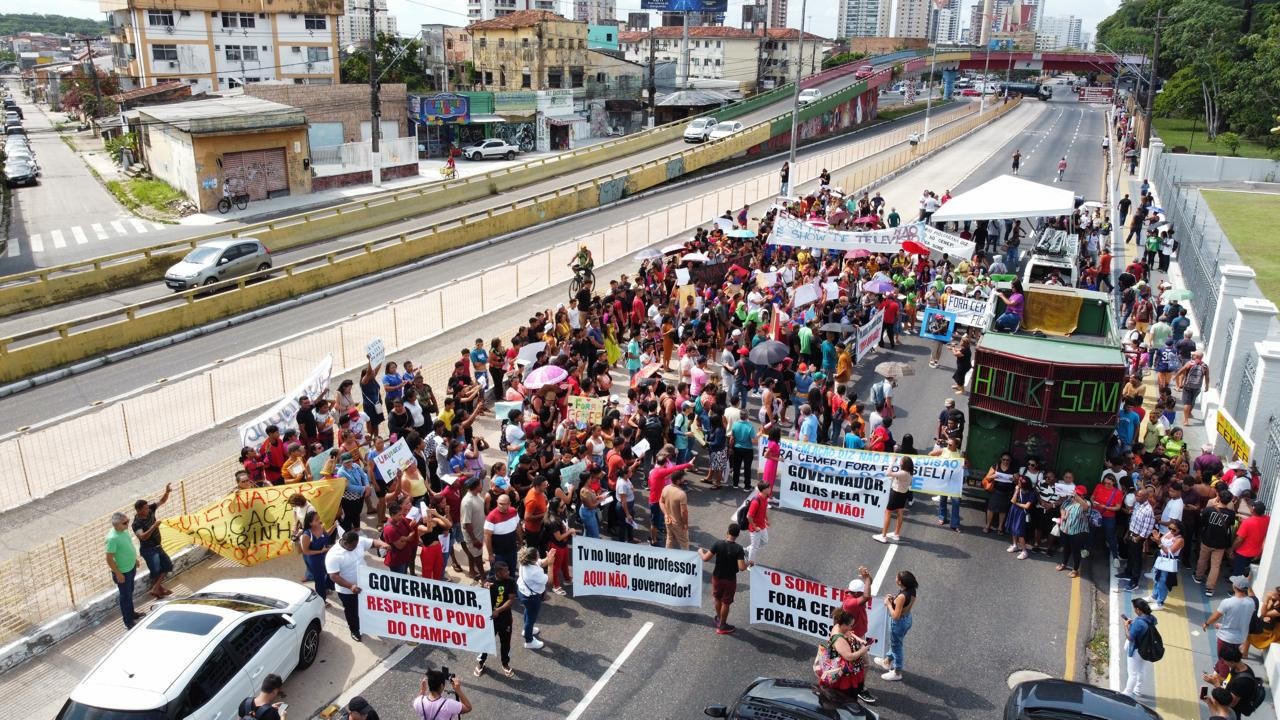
[
  {"xmin": 1173, "ymin": 351, "xmax": 1210, "ymax": 426},
  {"xmin": 744, "ymin": 482, "xmax": 771, "ymax": 565},
  {"xmin": 239, "ymin": 674, "xmax": 287, "ymax": 720},
  {"xmin": 815, "ymin": 607, "xmax": 872, "ymax": 698},
  {"xmin": 1123, "ymin": 598, "xmax": 1161, "ymax": 698},
  {"xmin": 1203, "ymin": 645, "xmax": 1267, "ymax": 716},
  {"xmin": 1204, "ymin": 576, "xmax": 1261, "ymax": 677},
  {"xmin": 1153, "ymin": 338, "xmax": 1180, "ymax": 391}
]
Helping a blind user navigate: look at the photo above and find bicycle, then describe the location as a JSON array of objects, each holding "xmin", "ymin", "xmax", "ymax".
[
  {"xmin": 569, "ymin": 266, "xmax": 594, "ymax": 298},
  {"xmin": 217, "ymin": 193, "xmax": 249, "ymax": 214},
  {"xmin": 439, "ymin": 164, "xmax": 457, "ymax": 180}
]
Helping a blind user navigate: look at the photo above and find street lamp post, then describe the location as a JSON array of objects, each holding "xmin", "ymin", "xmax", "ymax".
[
  {"xmin": 922, "ymin": 40, "xmax": 938, "ymax": 141},
  {"xmin": 787, "ymin": 0, "xmax": 809, "ymax": 165}
]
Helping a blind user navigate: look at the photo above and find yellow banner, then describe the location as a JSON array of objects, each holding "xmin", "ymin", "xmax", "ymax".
[
  {"xmin": 1022, "ymin": 287, "xmax": 1082, "ymax": 336},
  {"xmin": 1216, "ymin": 408, "xmax": 1253, "ymax": 463},
  {"xmin": 163, "ymin": 479, "xmax": 344, "ymax": 566}
]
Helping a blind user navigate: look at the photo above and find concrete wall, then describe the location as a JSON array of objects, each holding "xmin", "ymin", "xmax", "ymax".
[
  {"xmin": 1153, "ymin": 152, "xmax": 1280, "ymax": 184},
  {"xmin": 312, "ymin": 162, "xmax": 419, "ymax": 190},
  {"xmin": 190, "ymin": 127, "xmax": 312, "ymax": 211},
  {"xmin": 144, "ymin": 122, "xmax": 200, "ymax": 204},
  {"xmin": 244, "ymin": 82, "xmax": 409, "ymax": 145}
]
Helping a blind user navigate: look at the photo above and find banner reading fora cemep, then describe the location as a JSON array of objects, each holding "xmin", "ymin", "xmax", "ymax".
[
  {"xmin": 571, "ymin": 535, "xmax": 702, "ymax": 607},
  {"xmin": 748, "ymin": 565, "xmax": 889, "ymax": 656},
  {"xmin": 358, "ymin": 567, "xmax": 496, "ymax": 653}
]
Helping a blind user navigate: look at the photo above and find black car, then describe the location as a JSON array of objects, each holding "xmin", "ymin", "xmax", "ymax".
[
  {"xmin": 3, "ymin": 99, "xmax": 21, "ymax": 120},
  {"xmin": 4, "ymin": 159, "xmax": 38, "ymax": 187},
  {"xmin": 1005, "ymin": 679, "xmax": 1162, "ymax": 720},
  {"xmin": 705, "ymin": 679, "xmax": 878, "ymax": 720}
]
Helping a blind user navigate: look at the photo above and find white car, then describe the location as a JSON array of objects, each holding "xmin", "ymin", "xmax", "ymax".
[
  {"xmin": 461, "ymin": 138, "xmax": 519, "ymax": 160},
  {"xmin": 707, "ymin": 120, "xmax": 744, "ymax": 141},
  {"xmin": 798, "ymin": 88, "xmax": 822, "ymax": 105},
  {"xmin": 58, "ymin": 578, "xmax": 325, "ymax": 720},
  {"xmin": 683, "ymin": 117, "xmax": 718, "ymax": 142}
]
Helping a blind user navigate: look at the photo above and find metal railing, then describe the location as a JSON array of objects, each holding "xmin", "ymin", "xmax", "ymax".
[{"xmin": 312, "ymin": 137, "xmax": 419, "ymax": 174}]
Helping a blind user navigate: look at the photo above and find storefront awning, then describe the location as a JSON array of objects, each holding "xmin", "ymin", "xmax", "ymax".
[
  {"xmin": 545, "ymin": 114, "xmax": 588, "ymax": 126},
  {"xmin": 468, "ymin": 114, "xmax": 507, "ymax": 123}
]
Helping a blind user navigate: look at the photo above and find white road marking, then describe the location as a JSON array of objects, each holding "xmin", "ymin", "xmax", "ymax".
[
  {"xmin": 51, "ymin": 229, "xmax": 66, "ymax": 248},
  {"xmin": 129, "ymin": 218, "xmax": 149, "ymax": 234},
  {"xmin": 71, "ymin": 226, "xmax": 88, "ymax": 245},
  {"xmin": 6, "ymin": 239, "xmax": 18, "ymax": 257},
  {"xmin": 324, "ymin": 643, "xmax": 415, "ymax": 714},
  {"xmin": 29, "ymin": 234, "xmax": 43, "ymax": 253},
  {"xmin": 110, "ymin": 220, "xmax": 127, "ymax": 235},
  {"xmin": 151, "ymin": 222, "xmax": 165, "ymax": 231},
  {"xmin": 566, "ymin": 621, "xmax": 654, "ymax": 720},
  {"xmin": 870, "ymin": 543, "xmax": 899, "ymax": 595},
  {"xmin": 92, "ymin": 223, "xmax": 108, "ymax": 240}
]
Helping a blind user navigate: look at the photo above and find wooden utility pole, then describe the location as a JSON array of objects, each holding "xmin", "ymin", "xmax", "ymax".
[
  {"xmin": 1141, "ymin": 10, "xmax": 1162, "ymax": 148},
  {"xmin": 646, "ymin": 26, "xmax": 656, "ymax": 127},
  {"xmin": 78, "ymin": 37, "xmax": 103, "ymax": 118}
]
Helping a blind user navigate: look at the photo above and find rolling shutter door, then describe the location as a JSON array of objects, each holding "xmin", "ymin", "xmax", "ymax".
[{"xmin": 221, "ymin": 148, "xmax": 288, "ymax": 201}]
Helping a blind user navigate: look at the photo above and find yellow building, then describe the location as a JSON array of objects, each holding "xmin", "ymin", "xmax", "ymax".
[
  {"xmin": 467, "ymin": 10, "xmax": 589, "ymax": 92},
  {"xmin": 101, "ymin": 0, "xmax": 343, "ymax": 95}
]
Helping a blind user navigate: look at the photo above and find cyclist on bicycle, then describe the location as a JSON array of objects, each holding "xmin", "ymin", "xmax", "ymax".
[
  {"xmin": 222, "ymin": 178, "xmax": 234, "ymax": 200},
  {"xmin": 570, "ymin": 245, "xmax": 594, "ymax": 278},
  {"xmin": 443, "ymin": 152, "xmax": 457, "ymax": 176}
]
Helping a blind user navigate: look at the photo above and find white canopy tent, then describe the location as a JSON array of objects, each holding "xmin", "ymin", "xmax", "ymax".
[{"xmin": 930, "ymin": 174, "xmax": 1078, "ymax": 223}]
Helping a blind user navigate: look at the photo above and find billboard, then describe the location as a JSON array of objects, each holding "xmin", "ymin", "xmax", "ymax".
[{"xmin": 641, "ymin": 0, "xmax": 729, "ymax": 11}]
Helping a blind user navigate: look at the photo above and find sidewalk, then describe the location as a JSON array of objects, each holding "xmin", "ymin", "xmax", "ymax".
[{"xmin": 1108, "ymin": 166, "xmax": 1276, "ymax": 720}]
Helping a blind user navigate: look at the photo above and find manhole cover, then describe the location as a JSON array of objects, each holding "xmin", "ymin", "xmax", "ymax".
[{"xmin": 1007, "ymin": 670, "xmax": 1053, "ymax": 689}]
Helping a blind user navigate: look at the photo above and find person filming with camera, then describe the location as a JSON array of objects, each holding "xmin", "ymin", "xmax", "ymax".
[{"xmin": 412, "ymin": 666, "xmax": 472, "ymax": 719}]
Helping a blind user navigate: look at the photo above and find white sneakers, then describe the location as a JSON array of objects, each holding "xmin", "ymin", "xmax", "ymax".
[
  {"xmin": 1007, "ymin": 544, "xmax": 1017, "ymax": 553},
  {"xmin": 872, "ymin": 534, "xmax": 888, "ymax": 544},
  {"xmin": 524, "ymin": 638, "xmax": 545, "ymax": 650},
  {"xmin": 881, "ymin": 669, "xmax": 903, "ymax": 681},
  {"xmin": 887, "ymin": 533, "xmax": 901, "ymax": 541},
  {"xmin": 531, "ymin": 626, "xmax": 541, "ymax": 636},
  {"xmin": 1017, "ymin": 550, "xmax": 1029, "ymax": 560},
  {"xmin": 874, "ymin": 656, "xmax": 892, "ymax": 671}
]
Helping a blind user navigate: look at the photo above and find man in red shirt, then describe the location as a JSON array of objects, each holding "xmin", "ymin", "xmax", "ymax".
[
  {"xmin": 259, "ymin": 425, "xmax": 288, "ymax": 484},
  {"xmin": 840, "ymin": 566, "xmax": 877, "ymax": 704},
  {"xmin": 1098, "ymin": 249, "xmax": 1113, "ymax": 291},
  {"xmin": 1231, "ymin": 501, "xmax": 1269, "ymax": 577},
  {"xmin": 746, "ymin": 482, "xmax": 771, "ymax": 565},
  {"xmin": 647, "ymin": 460, "xmax": 694, "ymax": 546},
  {"xmin": 878, "ymin": 295, "xmax": 901, "ymax": 349},
  {"xmin": 523, "ymin": 476, "xmax": 549, "ymax": 537},
  {"xmin": 382, "ymin": 498, "xmax": 418, "ymax": 574}
]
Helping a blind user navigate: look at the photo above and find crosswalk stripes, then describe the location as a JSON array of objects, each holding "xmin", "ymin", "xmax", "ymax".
[
  {"xmin": 91, "ymin": 223, "xmax": 108, "ymax": 240},
  {"xmin": 51, "ymin": 229, "xmax": 66, "ymax": 249},
  {"xmin": 129, "ymin": 219, "xmax": 148, "ymax": 234},
  {"xmin": 3, "ymin": 219, "xmax": 177, "ymax": 259},
  {"xmin": 6, "ymin": 240, "xmax": 17, "ymax": 258},
  {"xmin": 72, "ymin": 226, "xmax": 88, "ymax": 245},
  {"xmin": 29, "ymin": 234, "xmax": 43, "ymax": 253},
  {"xmin": 110, "ymin": 220, "xmax": 126, "ymax": 235}
]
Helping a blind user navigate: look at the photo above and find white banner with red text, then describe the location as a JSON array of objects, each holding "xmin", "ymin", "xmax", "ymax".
[
  {"xmin": 571, "ymin": 535, "xmax": 702, "ymax": 607},
  {"xmin": 855, "ymin": 310, "xmax": 884, "ymax": 363},
  {"xmin": 358, "ymin": 567, "xmax": 496, "ymax": 653},
  {"xmin": 768, "ymin": 216, "xmax": 974, "ymax": 258},
  {"xmin": 749, "ymin": 565, "xmax": 888, "ymax": 657}
]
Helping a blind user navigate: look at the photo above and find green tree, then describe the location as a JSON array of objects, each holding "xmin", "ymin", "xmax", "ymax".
[
  {"xmin": 0, "ymin": 13, "xmax": 106, "ymax": 35},
  {"xmin": 59, "ymin": 66, "xmax": 120, "ymax": 118},
  {"xmin": 821, "ymin": 51, "xmax": 866, "ymax": 70},
  {"xmin": 339, "ymin": 32, "xmax": 428, "ymax": 92},
  {"xmin": 1153, "ymin": 66, "xmax": 1202, "ymax": 119}
]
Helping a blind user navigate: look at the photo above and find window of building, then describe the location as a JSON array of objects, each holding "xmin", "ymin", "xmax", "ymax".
[
  {"xmin": 224, "ymin": 45, "xmax": 258, "ymax": 61},
  {"xmin": 483, "ymin": 70, "xmax": 493, "ymax": 84},
  {"xmin": 306, "ymin": 46, "xmax": 328, "ymax": 62},
  {"xmin": 303, "ymin": 14, "xmax": 326, "ymax": 30},
  {"xmin": 558, "ymin": 38, "xmax": 565, "ymax": 49},
  {"xmin": 595, "ymin": 71, "xmax": 605, "ymax": 83},
  {"xmin": 498, "ymin": 37, "xmax": 505, "ymax": 47},
  {"xmin": 522, "ymin": 37, "xmax": 529, "ymax": 47},
  {"xmin": 147, "ymin": 10, "xmax": 174, "ymax": 27},
  {"xmin": 522, "ymin": 72, "xmax": 531, "ymax": 88},
  {"xmin": 715, "ymin": 58, "xmax": 721, "ymax": 65},
  {"xmin": 151, "ymin": 44, "xmax": 178, "ymax": 61},
  {"xmin": 222, "ymin": 12, "xmax": 256, "ymax": 28},
  {"xmin": 478, "ymin": 37, "xmax": 487, "ymax": 47},
  {"xmin": 548, "ymin": 67, "xmax": 563, "ymax": 88},
  {"xmin": 570, "ymin": 66, "xmax": 583, "ymax": 87},
  {"xmin": 606, "ymin": 33, "xmax": 612, "ymax": 41},
  {"xmin": 578, "ymin": 38, "xmax": 584, "ymax": 48}
]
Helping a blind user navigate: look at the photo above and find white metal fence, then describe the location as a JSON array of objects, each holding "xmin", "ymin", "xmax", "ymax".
[{"xmin": 311, "ymin": 136, "xmax": 418, "ymax": 175}]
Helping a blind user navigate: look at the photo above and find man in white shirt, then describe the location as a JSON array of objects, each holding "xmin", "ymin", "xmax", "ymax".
[
  {"xmin": 1158, "ymin": 483, "xmax": 1184, "ymax": 534},
  {"xmin": 326, "ymin": 530, "xmax": 391, "ymax": 642}
]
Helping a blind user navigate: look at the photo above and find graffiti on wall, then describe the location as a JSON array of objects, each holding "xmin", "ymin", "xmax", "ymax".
[
  {"xmin": 456, "ymin": 124, "xmax": 487, "ymax": 147},
  {"xmin": 495, "ymin": 122, "xmax": 536, "ymax": 152}
]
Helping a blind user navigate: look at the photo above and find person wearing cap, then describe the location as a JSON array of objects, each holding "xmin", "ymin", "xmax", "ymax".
[
  {"xmin": 839, "ymin": 565, "xmax": 878, "ymax": 705},
  {"xmin": 1056, "ymin": 484, "xmax": 1093, "ymax": 578},
  {"xmin": 1231, "ymin": 501, "xmax": 1269, "ymax": 577},
  {"xmin": 1204, "ymin": 575, "xmax": 1260, "ymax": 677},
  {"xmin": 1225, "ymin": 460, "xmax": 1253, "ymax": 501},
  {"xmin": 346, "ymin": 696, "xmax": 380, "ymax": 720},
  {"xmin": 337, "ymin": 452, "xmax": 371, "ymax": 532},
  {"xmin": 698, "ymin": 523, "xmax": 747, "ymax": 634}
]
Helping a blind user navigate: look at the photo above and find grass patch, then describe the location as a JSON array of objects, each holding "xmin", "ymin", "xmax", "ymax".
[
  {"xmin": 104, "ymin": 179, "xmax": 140, "ymax": 212},
  {"xmin": 129, "ymin": 178, "xmax": 184, "ymax": 209},
  {"xmin": 1201, "ymin": 190, "xmax": 1280, "ymax": 307},
  {"xmin": 877, "ymin": 100, "xmax": 936, "ymax": 122},
  {"xmin": 60, "ymin": 134, "xmax": 76, "ymax": 152},
  {"xmin": 1153, "ymin": 117, "xmax": 1274, "ymax": 159}
]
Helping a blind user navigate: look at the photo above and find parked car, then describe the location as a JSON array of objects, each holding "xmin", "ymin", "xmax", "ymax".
[
  {"xmin": 461, "ymin": 138, "xmax": 519, "ymax": 160},
  {"xmin": 707, "ymin": 120, "xmax": 744, "ymax": 140},
  {"xmin": 960, "ymin": 87, "xmax": 982, "ymax": 97},
  {"xmin": 164, "ymin": 238, "xmax": 273, "ymax": 291},
  {"xmin": 4, "ymin": 158, "xmax": 38, "ymax": 187},
  {"xmin": 57, "ymin": 577, "xmax": 324, "ymax": 720},
  {"xmin": 1005, "ymin": 679, "xmax": 1161, "ymax": 720},
  {"xmin": 4, "ymin": 124, "xmax": 23, "ymax": 136},
  {"xmin": 798, "ymin": 88, "xmax": 822, "ymax": 105},
  {"xmin": 855, "ymin": 64, "xmax": 875, "ymax": 79},
  {"xmin": 4, "ymin": 147, "xmax": 37, "ymax": 168},
  {"xmin": 2, "ymin": 99, "xmax": 21, "ymax": 120},
  {"xmin": 683, "ymin": 117, "xmax": 718, "ymax": 142},
  {"xmin": 704, "ymin": 678, "xmax": 878, "ymax": 720}
]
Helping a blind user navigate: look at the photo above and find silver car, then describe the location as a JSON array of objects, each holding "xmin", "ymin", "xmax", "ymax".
[{"xmin": 164, "ymin": 238, "xmax": 272, "ymax": 291}]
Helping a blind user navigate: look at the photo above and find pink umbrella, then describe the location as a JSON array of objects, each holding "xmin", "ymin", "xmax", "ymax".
[
  {"xmin": 524, "ymin": 365, "xmax": 568, "ymax": 389},
  {"xmin": 854, "ymin": 215, "xmax": 880, "ymax": 224},
  {"xmin": 846, "ymin": 248, "xmax": 872, "ymax": 259},
  {"xmin": 807, "ymin": 219, "xmax": 830, "ymax": 228}
]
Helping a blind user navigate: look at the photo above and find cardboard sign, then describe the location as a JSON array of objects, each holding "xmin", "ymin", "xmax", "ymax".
[
  {"xmin": 559, "ymin": 459, "xmax": 587, "ymax": 492},
  {"xmin": 238, "ymin": 355, "xmax": 333, "ymax": 447},
  {"xmin": 372, "ymin": 438, "xmax": 415, "ymax": 483},
  {"xmin": 365, "ymin": 338, "xmax": 385, "ymax": 370},
  {"xmin": 567, "ymin": 395, "xmax": 606, "ymax": 429},
  {"xmin": 855, "ymin": 310, "xmax": 884, "ymax": 363},
  {"xmin": 748, "ymin": 565, "xmax": 889, "ymax": 658},
  {"xmin": 571, "ymin": 536, "xmax": 702, "ymax": 607},
  {"xmin": 944, "ymin": 294, "xmax": 991, "ymax": 327},
  {"xmin": 920, "ymin": 308, "xmax": 957, "ymax": 342},
  {"xmin": 791, "ymin": 283, "xmax": 820, "ymax": 308},
  {"xmin": 358, "ymin": 567, "xmax": 496, "ymax": 653},
  {"xmin": 163, "ymin": 479, "xmax": 344, "ymax": 566},
  {"xmin": 1215, "ymin": 408, "xmax": 1253, "ymax": 463}
]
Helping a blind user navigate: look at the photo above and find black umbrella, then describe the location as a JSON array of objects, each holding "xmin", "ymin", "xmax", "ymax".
[
  {"xmin": 819, "ymin": 322, "xmax": 855, "ymax": 334},
  {"xmin": 749, "ymin": 340, "xmax": 790, "ymax": 365}
]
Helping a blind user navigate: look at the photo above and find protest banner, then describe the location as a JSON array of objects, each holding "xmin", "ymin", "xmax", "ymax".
[
  {"xmin": 372, "ymin": 437, "xmax": 415, "ymax": 483},
  {"xmin": 748, "ymin": 565, "xmax": 889, "ymax": 657},
  {"xmin": 358, "ymin": 567, "xmax": 496, "ymax": 653},
  {"xmin": 559, "ymin": 459, "xmax": 587, "ymax": 492},
  {"xmin": 945, "ymin": 294, "xmax": 992, "ymax": 327},
  {"xmin": 365, "ymin": 338, "xmax": 385, "ymax": 370},
  {"xmin": 567, "ymin": 395, "xmax": 606, "ymax": 429},
  {"xmin": 770, "ymin": 440, "xmax": 966, "ymax": 527},
  {"xmin": 494, "ymin": 400, "xmax": 523, "ymax": 420},
  {"xmin": 1215, "ymin": 408, "xmax": 1253, "ymax": 463},
  {"xmin": 675, "ymin": 268, "xmax": 691, "ymax": 285},
  {"xmin": 238, "ymin": 355, "xmax": 333, "ymax": 447},
  {"xmin": 571, "ymin": 535, "xmax": 702, "ymax": 607},
  {"xmin": 855, "ymin": 310, "xmax": 884, "ymax": 363},
  {"xmin": 163, "ymin": 479, "xmax": 344, "ymax": 565},
  {"xmin": 791, "ymin": 283, "xmax": 820, "ymax": 308},
  {"xmin": 769, "ymin": 216, "xmax": 975, "ymax": 259},
  {"xmin": 689, "ymin": 253, "xmax": 751, "ymax": 286}
]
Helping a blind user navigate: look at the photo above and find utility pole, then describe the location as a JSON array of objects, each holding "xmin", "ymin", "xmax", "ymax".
[
  {"xmin": 368, "ymin": 0, "xmax": 382, "ymax": 186},
  {"xmin": 1141, "ymin": 9, "xmax": 1162, "ymax": 148},
  {"xmin": 786, "ymin": 0, "xmax": 808, "ymax": 165},
  {"xmin": 680, "ymin": 11, "xmax": 690, "ymax": 88},
  {"xmin": 78, "ymin": 37, "xmax": 103, "ymax": 121},
  {"xmin": 923, "ymin": 40, "xmax": 938, "ymax": 140},
  {"xmin": 754, "ymin": 4, "xmax": 767, "ymax": 94},
  {"xmin": 646, "ymin": 26, "xmax": 655, "ymax": 127}
]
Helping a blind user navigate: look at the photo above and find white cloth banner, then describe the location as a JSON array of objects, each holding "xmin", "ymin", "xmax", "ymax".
[
  {"xmin": 770, "ymin": 439, "xmax": 967, "ymax": 527},
  {"xmin": 571, "ymin": 535, "xmax": 702, "ymax": 607},
  {"xmin": 357, "ymin": 567, "xmax": 496, "ymax": 653},
  {"xmin": 748, "ymin": 565, "xmax": 889, "ymax": 657},
  {"xmin": 238, "ymin": 354, "xmax": 333, "ymax": 447},
  {"xmin": 769, "ymin": 216, "xmax": 975, "ymax": 259},
  {"xmin": 372, "ymin": 438, "xmax": 415, "ymax": 483},
  {"xmin": 855, "ymin": 310, "xmax": 884, "ymax": 363},
  {"xmin": 945, "ymin": 294, "xmax": 992, "ymax": 327}
]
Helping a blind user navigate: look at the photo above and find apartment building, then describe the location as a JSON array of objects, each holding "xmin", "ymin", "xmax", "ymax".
[
  {"xmin": 467, "ymin": 0, "xmax": 556, "ymax": 21},
  {"xmin": 337, "ymin": 0, "xmax": 398, "ymax": 47},
  {"xmin": 468, "ymin": 10, "xmax": 589, "ymax": 92},
  {"xmin": 101, "ymin": 0, "xmax": 341, "ymax": 94},
  {"xmin": 837, "ymin": 0, "xmax": 890, "ymax": 38},
  {"xmin": 888, "ymin": 0, "xmax": 932, "ymax": 39},
  {"xmin": 619, "ymin": 25, "xmax": 824, "ymax": 90},
  {"xmin": 573, "ymin": 0, "xmax": 616, "ymax": 25},
  {"xmin": 1037, "ymin": 15, "xmax": 1083, "ymax": 50}
]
